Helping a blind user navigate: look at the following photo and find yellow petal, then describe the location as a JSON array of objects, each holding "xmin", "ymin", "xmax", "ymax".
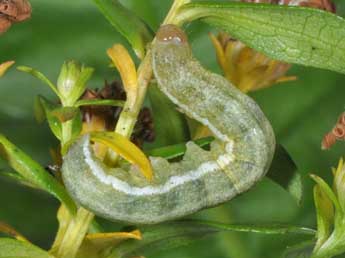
[
  {"xmin": 107, "ymin": 44, "xmax": 138, "ymax": 108},
  {"xmin": 0, "ymin": 221, "xmax": 29, "ymax": 242},
  {"xmin": 77, "ymin": 230, "xmax": 141, "ymax": 257},
  {"xmin": 91, "ymin": 132, "xmax": 153, "ymax": 181},
  {"xmin": 209, "ymin": 33, "xmax": 235, "ymax": 83},
  {"xmin": 0, "ymin": 61, "xmax": 15, "ymax": 78},
  {"xmin": 86, "ymin": 230, "xmax": 141, "ymax": 248}
]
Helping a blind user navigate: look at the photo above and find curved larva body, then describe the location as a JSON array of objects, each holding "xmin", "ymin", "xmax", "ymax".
[{"xmin": 62, "ymin": 25, "xmax": 275, "ymax": 224}]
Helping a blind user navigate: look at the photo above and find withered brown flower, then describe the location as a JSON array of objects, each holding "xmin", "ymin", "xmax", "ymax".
[
  {"xmin": 0, "ymin": 0, "xmax": 31, "ymax": 34},
  {"xmin": 322, "ymin": 112, "xmax": 345, "ymax": 150},
  {"xmin": 211, "ymin": 0, "xmax": 336, "ymax": 93},
  {"xmin": 81, "ymin": 81, "xmax": 155, "ymax": 148}
]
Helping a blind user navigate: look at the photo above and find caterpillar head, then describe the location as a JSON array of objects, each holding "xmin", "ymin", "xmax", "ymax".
[{"xmin": 156, "ymin": 24, "xmax": 188, "ymax": 45}]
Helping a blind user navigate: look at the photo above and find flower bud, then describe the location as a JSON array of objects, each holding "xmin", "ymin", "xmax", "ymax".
[{"xmin": 57, "ymin": 61, "xmax": 94, "ymax": 106}]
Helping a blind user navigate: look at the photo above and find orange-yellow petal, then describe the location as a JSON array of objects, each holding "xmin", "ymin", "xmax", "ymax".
[
  {"xmin": 0, "ymin": 61, "xmax": 15, "ymax": 78},
  {"xmin": 107, "ymin": 44, "xmax": 138, "ymax": 108},
  {"xmin": 91, "ymin": 132, "xmax": 153, "ymax": 181}
]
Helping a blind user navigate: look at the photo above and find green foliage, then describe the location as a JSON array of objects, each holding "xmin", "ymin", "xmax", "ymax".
[
  {"xmin": 1, "ymin": 0, "xmax": 345, "ymax": 258},
  {"xmin": 0, "ymin": 134, "xmax": 76, "ymax": 214},
  {"xmin": 92, "ymin": 0, "xmax": 153, "ymax": 59},
  {"xmin": 177, "ymin": 2, "xmax": 345, "ymax": 75},
  {"xmin": 0, "ymin": 238, "xmax": 54, "ymax": 258},
  {"xmin": 112, "ymin": 220, "xmax": 314, "ymax": 258}
]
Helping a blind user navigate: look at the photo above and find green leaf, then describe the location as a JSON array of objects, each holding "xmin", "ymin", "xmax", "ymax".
[
  {"xmin": 176, "ymin": 2, "xmax": 345, "ymax": 75},
  {"xmin": 70, "ymin": 109, "xmax": 83, "ymax": 142},
  {"xmin": 0, "ymin": 171, "xmax": 42, "ymax": 190},
  {"xmin": 92, "ymin": 0, "xmax": 153, "ymax": 59},
  {"xmin": 0, "ymin": 238, "xmax": 54, "ymax": 258},
  {"xmin": 33, "ymin": 95, "xmax": 46, "ymax": 124},
  {"xmin": 0, "ymin": 134, "xmax": 76, "ymax": 214},
  {"xmin": 51, "ymin": 107, "xmax": 79, "ymax": 123},
  {"xmin": 282, "ymin": 241, "xmax": 315, "ymax": 258},
  {"xmin": 112, "ymin": 220, "xmax": 315, "ymax": 258},
  {"xmin": 310, "ymin": 174, "xmax": 341, "ymax": 213},
  {"xmin": 146, "ymin": 136, "xmax": 214, "ymax": 159},
  {"xmin": 75, "ymin": 99, "xmax": 125, "ymax": 108},
  {"xmin": 266, "ymin": 144, "xmax": 303, "ymax": 205},
  {"xmin": 148, "ymin": 84, "xmax": 190, "ymax": 148},
  {"xmin": 17, "ymin": 66, "xmax": 61, "ymax": 98},
  {"xmin": 313, "ymin": 185, "xmax": 334, "ymax": 252},
  {"xmin": 37, "ymin": 96, "xmax": 62, "ymax": 140}
]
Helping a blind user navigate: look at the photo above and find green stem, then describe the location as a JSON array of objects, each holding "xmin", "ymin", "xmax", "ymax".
[
  {"xmin": 61, "ymin": 120, "xmax": 73, "ymax": 147},
  {"xmin": 51, "ymin": 99, "xmax": 96, "ymax": 258},
  {"xmin": 104, "ymin": 0, "xmax": 190, "ymax": 166},
  {"xmin": 53, "ymin": 207, "xmax": 94, "ymax": 258},
  {"xmin": 53, "ymin": 1, "xmax": 192, "ymax": 257}
]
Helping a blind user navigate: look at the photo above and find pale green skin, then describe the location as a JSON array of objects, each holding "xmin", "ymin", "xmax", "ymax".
[{"xmin": 62, "ymin": 26, "xmax": 275, "ymax": 225}]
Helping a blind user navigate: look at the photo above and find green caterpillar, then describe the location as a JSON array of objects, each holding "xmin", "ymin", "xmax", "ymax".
[{"xmin": 62, "ymin": 25, "xmax": 276, "ymax": 224}]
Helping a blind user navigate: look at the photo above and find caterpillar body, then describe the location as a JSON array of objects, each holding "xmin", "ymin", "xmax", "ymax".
[{"xmin": 62, "ymin": 25, "xmax": 276, "ymax": 224}]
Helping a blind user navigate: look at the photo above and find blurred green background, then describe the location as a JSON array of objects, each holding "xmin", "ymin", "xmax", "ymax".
[{"xmin": 1, "ymin": 0, "xmax": 345, "ymax": 257}]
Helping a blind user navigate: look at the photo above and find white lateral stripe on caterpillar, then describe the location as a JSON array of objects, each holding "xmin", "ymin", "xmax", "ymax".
[
  {"xmin": 61, "ymin": 24, "xmax": 275, "ymax": 224},
  {"xmin": 84, "ymin": 136, "xmax": 235, "ymax": 196}
]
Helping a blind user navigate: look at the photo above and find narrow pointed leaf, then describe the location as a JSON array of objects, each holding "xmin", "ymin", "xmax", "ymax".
[
  {"xmin": 0, "ymin": 171, "xmax": 42, "ymax": 190},
  {"xmin": 310, "ymin": 174, "xmax": 341, "ymax": 212},
  {"xmin": 51, "ymin": 107, "xmax": 79, "ymax": 123},
  {"xmin": 17, "ymin": 66, "xmax": 61, "ymax": 97},
  {"xmin": 92, "ymin": 0, "xmax": 153, "ymax": 59},
  {"xmin": 90, "ymin": 132, "xmax": 153, "ymax": 180},
  {"xmin": 75, "ymin": 99, "xmax": 125, "ymax": 108},
  {"xmin": 313, "ymin": 185, "xmax": 334, "ymax": 251},
  {"xmin": 77, "ymin": 230, "xmax": 142, "ymax": 258},
  {"xmin": 0, "ymin": 134, "xmax": 76, "ymax": 214},
  {"xmin": 112, "ymin": 220, "xmax": 315, "ymax": 258},
  {"xmin": 38, "ymin": 96, "xmax": 62, "ymax": 140},
  {"xmin": 0, "ymin": 238, "xmax": 54, "ymax": 258},
  {"xmin": 34, "ymin": 95, "xmax": 46, "ymax": 123},
  {"xmin": 177, "ymin": 2, "xmax": 345, "ymax": 74}
]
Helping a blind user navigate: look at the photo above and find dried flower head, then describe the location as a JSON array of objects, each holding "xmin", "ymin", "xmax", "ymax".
[
  {"xmin": 81, "ymin": 81, "xmax": 155, "ymax": 148},
  {"xmin": 0, "ymin": 0, "xmax": 31, "ymax": 33},
  {"xmin": 322, "ymin": 112, "xmax": 345, "ymax": 150},
  {"xmin": 211, "ymin": 0, "xmax": 335, "ymax": 93},
  {"xmin": 210, "ymin": 32, "xmax": 296, "ymax": 93}
]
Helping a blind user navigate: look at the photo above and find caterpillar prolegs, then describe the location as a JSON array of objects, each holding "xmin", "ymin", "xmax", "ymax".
[{"xmin": 62, "ymin": 25, "xmax": 276, "ymax": 224}]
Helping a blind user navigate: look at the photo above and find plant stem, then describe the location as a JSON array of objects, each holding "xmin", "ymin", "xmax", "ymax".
[
  {"xmin": 53, "ymin": 1, "xmax": 191, "ymax": 257},
  {"xmin": 163, "ymin": 0, "xmax": 190, "ymax": 24},
  {"xmin": 105, "ymin": 0, "xmax": 190, "ymax": 166},
  {"xmin": 61, "ymin": 120, "xmax": 73, "ymax": 147},
  {"xmin": 53, "ymin": 207, "xmax": 94, "ymax": 258}
]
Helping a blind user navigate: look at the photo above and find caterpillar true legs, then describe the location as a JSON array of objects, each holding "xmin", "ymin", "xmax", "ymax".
[{"xmin": 61, "ymin": 25, "xmax": 276, "ymax": 224}]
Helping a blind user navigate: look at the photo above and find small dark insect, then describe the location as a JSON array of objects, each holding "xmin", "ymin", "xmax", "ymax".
[{"xmin": 0, "ymin": 0, "xmax": 31, "ymax": 34}]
